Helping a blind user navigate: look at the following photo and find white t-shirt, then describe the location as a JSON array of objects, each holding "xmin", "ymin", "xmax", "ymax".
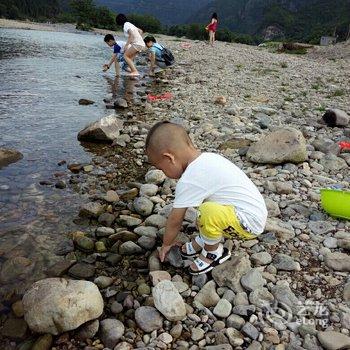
[
  {"xmin": 123, "ymin": 22, "xmax": 145, "ymax": 47},
  {"xmin": 173, "ymin": 152, "xmax": 267, "ymax": 234}
]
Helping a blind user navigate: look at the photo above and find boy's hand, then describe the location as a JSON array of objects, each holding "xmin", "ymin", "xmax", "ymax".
[
  {"xmin": 159, "ymin": 244, "xmax": 172, "ymax": 262},
  {"xmin": 103, "ymin": 64, "xmax": 109, "ymax": 72}
]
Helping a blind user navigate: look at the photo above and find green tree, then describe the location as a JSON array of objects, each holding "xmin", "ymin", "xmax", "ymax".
[{"xmin": 126, "ymin": 13, "xmax": 162, "ymax": 33}]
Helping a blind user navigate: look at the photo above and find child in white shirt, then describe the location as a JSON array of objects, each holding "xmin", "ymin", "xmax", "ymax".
[
  {"xmin": 145, "ymin": 121, "xmax": 267, "ymax": 275},
  {"xmin": 116, "ymin": 14, "xmax": 146, "ymax": 77}
]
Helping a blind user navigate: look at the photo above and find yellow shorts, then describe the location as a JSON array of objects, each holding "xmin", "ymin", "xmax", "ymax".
[{"xmin": 197, "ymin": 202, "xmax": 256, "ymax": 243}]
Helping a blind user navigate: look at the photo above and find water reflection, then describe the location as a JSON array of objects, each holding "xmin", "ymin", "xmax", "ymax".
[{"xmin": 0, "ymin": 28, "xmax": 149, "ymax": 301}]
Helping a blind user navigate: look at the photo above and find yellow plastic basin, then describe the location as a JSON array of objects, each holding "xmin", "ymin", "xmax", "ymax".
[{"xmin": 320, "ymin": 188, "xmax": 350, "ymax": 220}]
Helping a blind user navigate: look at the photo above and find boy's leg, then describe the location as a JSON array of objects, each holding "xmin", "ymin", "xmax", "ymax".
[{"xmin": 114, "ymin": 58, "xmax": 120, "ymax": 76}]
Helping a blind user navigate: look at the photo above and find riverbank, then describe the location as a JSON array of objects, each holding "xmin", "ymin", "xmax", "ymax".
[
  {"xmin": 1, "ymin": 26, "xmax": 350, "ymax": 350},
  {"xmin": 0, "ymin": 18, "xmax": 121, "ymax": 36}
]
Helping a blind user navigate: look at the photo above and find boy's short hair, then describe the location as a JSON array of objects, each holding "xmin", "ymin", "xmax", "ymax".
[
  {"xmin": 144, "ymin": 35, "xmax": 156, "ymax": 44},
  {"xmin": 116, "ymin": 14, "xmax": 127, "ymax": 26},
  {"xmin": 104, "ymin": 34, "xmax": 114, "ymax": 42},
  {"xmin": 145, "ymin": 121, "xmax": 170, "ymax": 150}
]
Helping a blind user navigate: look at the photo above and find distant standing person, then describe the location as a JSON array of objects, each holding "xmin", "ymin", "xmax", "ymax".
[
  {"xmin": 206, "ymin": 12, "xmax": 218, "ymax": 46},
  {"xmin": 116, "ymin": 14, "xmax": 146, "ymax": 77},
  {"xmin": 144, "ymin": 35, "xmax": 175, "ymax": 75}
]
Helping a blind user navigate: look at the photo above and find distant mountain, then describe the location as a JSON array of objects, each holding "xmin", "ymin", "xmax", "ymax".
[
  {"xmin": 190, "ymin": 0, "xmax": 350, "ymax": 41},
  {"xmin": 94, "ymin": 0, "xmax": 211, "ymax": 25}
]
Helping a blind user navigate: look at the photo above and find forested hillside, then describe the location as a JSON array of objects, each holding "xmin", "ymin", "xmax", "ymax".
[
  {"xmin": 191, "ymin": 0, "xmax": 350, "ymax": 42},
  {"xmin": 0, "ymin": 0, "xmax": 60, "ymax": 20},
  {"xmin": 94, "ymin": 0, "xmax": 210, "ymax": 25}
]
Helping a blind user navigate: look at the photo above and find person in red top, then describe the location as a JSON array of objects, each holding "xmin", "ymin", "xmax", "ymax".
[{"xmin": 206, "ymin": 12, "xmax": 218, "ymax": 47}]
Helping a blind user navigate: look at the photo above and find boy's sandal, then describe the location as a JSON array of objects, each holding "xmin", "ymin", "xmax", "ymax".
[
  {"xmin": 189, "ymin": 244, "xmax": 231, "ymax": 275},
  {"xmin": 181, "ymin": 235, "xmax": 205, "ymax": 258}
]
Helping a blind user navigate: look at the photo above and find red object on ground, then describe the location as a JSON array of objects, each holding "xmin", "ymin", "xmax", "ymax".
[
  {"xmin": 147, "ymin": 92, "xmax": 173, "ymax": 102},
  {"xmin": 339, "ymin": 141, "xmax": 350, "ymax": 151},
  {"xmin": 180, "ymin": 43, "xmax": 192, "ymax": 50}
]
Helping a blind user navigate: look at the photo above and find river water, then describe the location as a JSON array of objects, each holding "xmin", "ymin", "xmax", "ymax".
[{"xmin": 0, "ymin": 28, "xmax": 144, "ymax": 299}]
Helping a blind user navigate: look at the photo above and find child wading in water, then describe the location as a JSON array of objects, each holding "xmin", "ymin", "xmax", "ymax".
[
  {"xmin": 206, "ymin": 12, "xmax": 218, "ymax": 46},
  {"xmin": 145, "ymin": 121, "xmax": 267, "ymax": 275},
  {"xmin": 116, "ymin": 14, "xmax": 146, "ymax": 77},
  {"xmin": 103, "ymin": 34, "xmax": 129, "ymax": 76}
]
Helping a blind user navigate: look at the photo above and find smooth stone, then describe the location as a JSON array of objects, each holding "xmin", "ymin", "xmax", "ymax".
[
  {"xmin": 165, "ymin": 245, "xmax": 183, "ymax": 268},
  {"xmin": 149, "ymin": 270, "xmax": 172, "ymax": 286},
  {"xmin": 0, "ymin": 147, "xmax": 23, "ymax": 169},
  {"xmin": 271, "ymin": 282, "xmax": 299, "ymax": 314},
  {"xmin": 317, "ymin": 331, "xmax": 350, "ymax": 350},
  {"xmin": 273, "ymin": 253, "xmax": 301, "ymax": 271},
  {"xmin": 75, "ymin": 236, "xmax": 94, "ymax": 253},
  {"xmin": 240, "ymin": 268, "xmax": 266, "ymax": 291},
  {"xmin": 152, "ymin": 280, "xmax": 186, "ymax": 321},
  {"xmin": 134, "ymin": 197, "xmax": 154, "ymax": 216},
  {"xmin": 250, "ymin": 252, "xmax": 272, "ymax": 266},
  {"xmin": 194, "ymin": 280, "xmax": 220, "ymax": 308},
  {"xmin": 213, "ymin": 299, "xmax": 232, "ymax": 318},
  {"xmin": 138, "ymin": 236, "xmax": 156, "ymax": 250},
  {"xmin": 134, "ymin": 226, "xmax": 158, "ymax": 238},
  {"xmin": 227, "ymin": 314, "xmax": 245, "ymax": 329},
  {"xmin": 78, "ymin": 114, "xmax": 123, "ymax": 143},
  {"xmin": 105, "ymin": 190, "xmax": 119, "ymax": 203},
  {"xmin": 96, "ymin": 227, "xmax": 114, "ymax": 237},
  {"xmin": 31, "ymin": 334, "xmax": 53, "ymax": 350},
  {"xmin": 140, "ymin": 183, "xmax": 159, "ymax": 197},
  {"xmin": 191, "ymin": 327, "xmax": 205, "ymax": 341},
  {"xmin": 249, "ymin": 287, "xmax": 274, "ymax": 308},
  {"xmin": 138, "ymin": 283, "xmax": 151, "ymax": 295},
  {"xmin": 22, "ymin": 278, "xmax": 103, "ymax": 335},
  {"xmin": 241, "ymin": 322, "xmax": 259, "ymax": 340},
  {"xmin": 247, "ymin": 127, "xmax": 307, "ymax": 164},
  {"xmin": 170, "ymin": 324, "xmax": 183, "ymax": 339},
  {"xmin": 98, "ymin": 212, "xmax": 115, "ymax": 227},
  {"xmin": 111, "ymin": 301, "xmax": 123, "ymax": 314},
  {"xmin": 68, "ymin": 263, "xmax": 95, "ymax": 279},
  {"xmin": 94, "ymin": 276, "xmax": 114, "ymax": 289},
  {"xmin": 135, "ymin": 306, "xmax": 163, "ymax": 332},
  {"xmin": 325, "ymin": 252, "xmax": 350, "ymax": 272},
  {"xmin": 79, "ymin": 202, "xmax": 104, "ymax": 218},
  {"xmin": 118, "ymin": 215, "xmax": 142, "ymax": 227},
  {"xmin": 119, "ymin": 241, "xmax": 143, "ymax": 255},
  {"xmin": 309, "ymin": 221, "xmax": 334, "ymax": 235},
  {"xmin": 145, "ymin": 214, "xmax": 167, "ymax": 228},
  {"xmin": 145, "ymin": 169, "xmax": 166, "ymax": 185},
  {"xmin": 76, "ymin": 319, "xmax": 99, "ymax": 340},
  {"xmin": 212, "ymin": 254, "xmax": 251, "ymax": 293},
  {"xmin": 99, "ymin": 318, "xmax": 125, "ymax": 348},
  {"xmin": 226, "ymin": 327, "xmax": 244, "ymax": 346},
  {"xmin": 323, "ymin": 237, "xmax": 338, "ymax": 248}
]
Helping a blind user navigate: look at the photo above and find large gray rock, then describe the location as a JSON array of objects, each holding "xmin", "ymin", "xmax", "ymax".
[
  {"xmin": 324, "ymin": 252, "xmax": 350, "ymax": 272},
  {"xmin": 99, "ymin": 319, "xmax": 124, "ymax": 348},
  {"xmin": 249, "ymin": 287, "xmax": 274, "ymax": 308},
  {"xmin": 77, "ymin": 114, "xmax": 123, "ymax": 143},
  {"xmin": 247, "ymin": 127, "xmax": 307, "ymax": 164},
  {"xmin": 0, "ymin": 148, "xmax": 23, "ymax": 169},
  {"xmin": 119, "ymin": 241, "xmax": 143, "ymax": 255},
  {"xmin": 22, "ymin": 278, "xmax": 103, "ymax": 335},
  {"xmin": 317, "ymin": 331, "xmax": 350, "ymax": 350},
  {"xmin": 135, "ymin": 306, "xmax": 163, "ymax": 332},
  {"xmin": 152, "ymin": 280, "xmax": 186, "ymax": 321},
  {"xmin": 212, "ymin": 254, "xmax": 251, "ymax": 293}
]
